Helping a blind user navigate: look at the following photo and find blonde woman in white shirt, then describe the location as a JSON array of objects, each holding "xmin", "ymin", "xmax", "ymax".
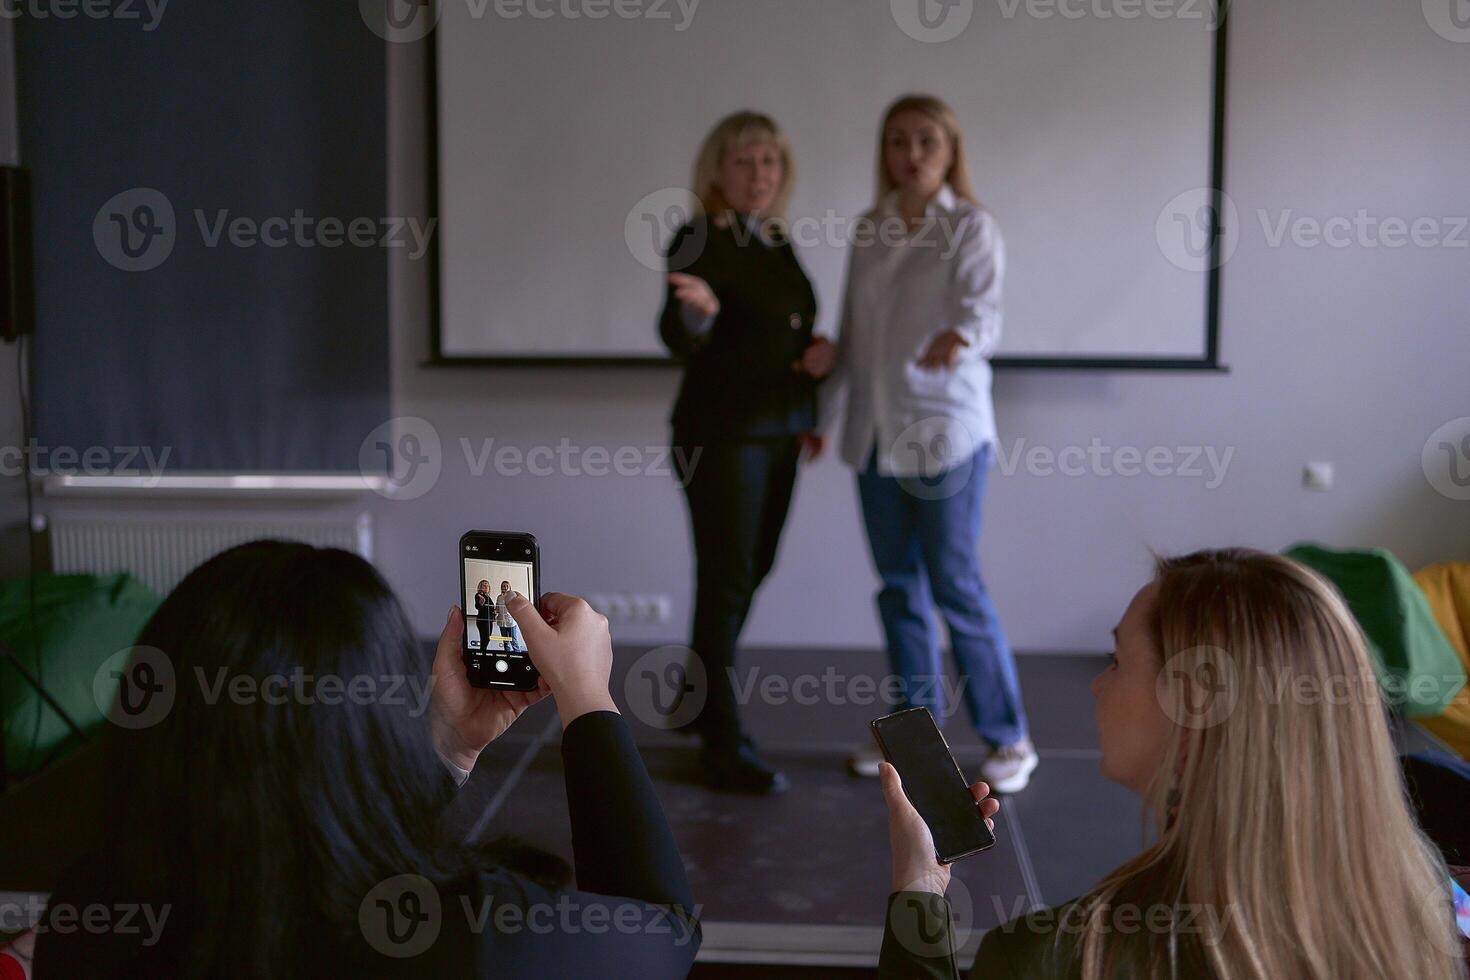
[{"xmin": 820, "ymin": 95, "xmax": 1036, "ymax": 792}]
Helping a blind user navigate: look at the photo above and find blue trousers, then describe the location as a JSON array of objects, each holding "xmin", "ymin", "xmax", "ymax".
[{"xmin": 857, "ymin": 443, "xmax": 1028, "ymax": 747}]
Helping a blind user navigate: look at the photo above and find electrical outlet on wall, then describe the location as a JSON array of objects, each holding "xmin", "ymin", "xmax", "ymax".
[{"xmin": 585, "ymin": 592, "xmax": 674, "ymax": 622}]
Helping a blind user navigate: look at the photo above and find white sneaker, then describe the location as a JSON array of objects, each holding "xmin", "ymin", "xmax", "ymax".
[
  {"xmin": 847, "ymin": 743, "xmax": 885, "ymax": 778},
  {"xmin": 981, "ymin": 738, "xmax": 1038, "ymax": 794}
]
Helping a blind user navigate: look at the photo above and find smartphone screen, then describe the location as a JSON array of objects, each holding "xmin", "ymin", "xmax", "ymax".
[
  {"xmin": 460, "ymin": 530, "xmax": 540, "ymax": 690},
  {"xmin": 871, "ymin": 707, "xmax": 996, "ymax": 863}
]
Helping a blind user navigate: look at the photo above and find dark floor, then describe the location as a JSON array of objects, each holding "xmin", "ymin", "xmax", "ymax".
[{"xmin": 443, "ymin": 647, "xmax": 1143, "ymax": 973}]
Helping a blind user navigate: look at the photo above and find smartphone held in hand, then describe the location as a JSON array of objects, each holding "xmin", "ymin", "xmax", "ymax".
[
  {"xmin": 871, "ymin": 707, "xmax": 996, "ymax": 863},
  {"xmin": 460, "ymin": 530, "xmax": 541, "ymax": 691}
]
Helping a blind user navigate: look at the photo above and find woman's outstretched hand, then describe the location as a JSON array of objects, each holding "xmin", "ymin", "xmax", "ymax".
[
  {"xmin": 918, "ymin": 329, "xmax": 970, "ymax": 370},
  {"xmin": 430, "ymin": 605, "xmax": 551, "ymax": 773},
  {"xmin": 800, "ymin": 336, "xmax": 836, "ymax": 378},
  {"xmin": 507, "ymin": 592, "xmax": 619, "ymax": 729},
  {"xmin": 880, "ymin": 761, "xmax": 999, "ymax": 896},
  {"xmin": 669, "ymin": 272, "xmax": 720, "ymax": 319}
]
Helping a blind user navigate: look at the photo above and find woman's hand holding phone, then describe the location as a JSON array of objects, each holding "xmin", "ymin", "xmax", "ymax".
[
  {"xmin": 431, "ymin": 605, "xmax": 551, "ymax": 773},
  {"xmin": 507, "ymin": 592, "xmax": 619, "ymax": 729},
  {"xmin": 880, "ymin": 762, "xmax": 999, "ymax": 896}
]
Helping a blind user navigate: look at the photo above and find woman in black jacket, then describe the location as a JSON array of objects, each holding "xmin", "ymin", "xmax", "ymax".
[
  {"xmin": 32, "ymin": 541, "xmax": 700, "ymax": 978},
  {"xmin": 659, "ymin": 110, "xmax": 833, "ymax": 794}
]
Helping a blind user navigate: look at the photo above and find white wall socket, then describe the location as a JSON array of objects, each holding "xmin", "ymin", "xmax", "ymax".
[
  {"xmin": 1303, "ymin": 461, "xmax": 1334, "ymax": 491},
  {"xmin": 587, "ymin": 592, "xmax": 673, "ymax": 623}
]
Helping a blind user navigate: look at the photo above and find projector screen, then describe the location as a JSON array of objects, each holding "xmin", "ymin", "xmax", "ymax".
[{"xmin": 432, "ymin": 0, "xmax": 1225, "ymax": 366}]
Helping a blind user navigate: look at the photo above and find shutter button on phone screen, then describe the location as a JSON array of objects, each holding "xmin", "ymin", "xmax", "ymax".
[{"xmin": 494, "ymin": 660, "xmax": 509, "ymax": 673}]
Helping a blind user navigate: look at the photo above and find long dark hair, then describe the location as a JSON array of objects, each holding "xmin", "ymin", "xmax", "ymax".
[{"xmin": 94, "ymin": 541, "xmax": 475, "ymax": 976}]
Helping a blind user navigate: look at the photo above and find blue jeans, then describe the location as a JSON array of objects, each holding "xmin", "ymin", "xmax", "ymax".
[{"xmin": 857, "ymin": 443, "xmax": 1028, "ymax": 747}]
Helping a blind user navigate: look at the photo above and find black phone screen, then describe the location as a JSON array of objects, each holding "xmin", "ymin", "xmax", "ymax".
[
  {"xmin": 871, "ymin": 707, "xmax": 996, "ymax": 863},
  {"xmin": 460, "ymin": 531, "xmax": 540, "ymax": 691}
]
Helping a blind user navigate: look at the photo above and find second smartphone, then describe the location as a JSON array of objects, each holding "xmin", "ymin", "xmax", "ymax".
[
  {"xmin": 871, "ymin": 707, "xmax": 997, "ymax": 863},
  {"xmin": 459, "ymin": 530, "xmax": 541, "ymax": 691}
]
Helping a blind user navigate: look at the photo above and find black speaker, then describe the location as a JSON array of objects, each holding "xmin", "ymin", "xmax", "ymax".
[{"xmin": 1, "ymin": 166, "xmax": 35, "ymax": 341}]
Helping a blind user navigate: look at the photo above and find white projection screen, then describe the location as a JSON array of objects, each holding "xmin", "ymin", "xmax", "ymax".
[{"xmin": 432, "ymin": 0, "xmax": 1226, "ymax": 366}]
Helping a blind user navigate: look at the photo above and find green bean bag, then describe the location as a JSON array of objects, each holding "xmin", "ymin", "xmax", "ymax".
[{"xmin": 0, "ymin": 573, "xmax": 160, "ymax": 777}]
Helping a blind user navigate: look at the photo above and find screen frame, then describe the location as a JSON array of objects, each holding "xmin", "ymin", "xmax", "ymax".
[
  {"xmin": 423, "ymin": 15, "xmax": 1230, "ymax": 373},
  {"xmin": 459, "ymin": 530, "xmax": 541, "ymax": 690}
]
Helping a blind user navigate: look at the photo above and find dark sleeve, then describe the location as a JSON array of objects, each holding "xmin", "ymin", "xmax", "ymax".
[
  {"xmin": 560, "ymin": 711, "xmax": 694, "ymax": 912},
  {"xmin": 474, "ymin": 869, "xmax": 700, "ymax": 980},
  {"xmin": 879, "ymin": 891, "xmax": 961, "ymax": 979},
  {"xmin": 658, "ymin": 223, "xmax": 711, "ymax": 357}
]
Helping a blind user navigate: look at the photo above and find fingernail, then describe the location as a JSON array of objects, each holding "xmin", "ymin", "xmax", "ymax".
[{"xmin": 447, "ymin": 607, "xmax": 456, "ymax": 622}]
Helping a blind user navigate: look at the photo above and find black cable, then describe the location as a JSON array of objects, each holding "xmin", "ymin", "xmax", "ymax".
[{"xmin": 11, "ymin": 331, "xmax": 84, "ymax": 776}]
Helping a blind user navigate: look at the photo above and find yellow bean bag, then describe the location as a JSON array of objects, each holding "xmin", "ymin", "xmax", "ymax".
[{"xmin": 1414, "ymin": 561, "xmax": 1470, "ymax": 761}]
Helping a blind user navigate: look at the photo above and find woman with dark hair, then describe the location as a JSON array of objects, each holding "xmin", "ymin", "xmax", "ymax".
[{"xmin": 32, "ymin": 541, "xmax": 700, "ymax": 978}]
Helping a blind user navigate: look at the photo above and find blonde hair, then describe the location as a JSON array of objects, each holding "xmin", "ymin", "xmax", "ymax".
[
  {"xmin": 1074, "ymin": 548, "xmax": 1462, "ymax": 979},
  {"xmin": 691, "ymin": 110, "xmax": 794, "ymax": 230},
  {"xmin": 875, "ymin": 94, "xmax": 980, "ymax": 207}
]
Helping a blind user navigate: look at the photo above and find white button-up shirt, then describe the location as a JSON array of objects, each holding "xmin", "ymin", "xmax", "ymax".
[{"xmin": 824, "ymin": 184, "xmax": 1004, "ymax": 478}]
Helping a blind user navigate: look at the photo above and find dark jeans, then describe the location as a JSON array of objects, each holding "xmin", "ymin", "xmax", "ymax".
[
  {"xmin": 856, "ymin": 443, "xmax": 1028, "ymax": 747},
  {"xmin": 676, "ymin": 436, "xmax": 801, "ymax": 748},
  {"xmin": 476, "ymin": 618, "xmax": 491, "ymax": 650}
]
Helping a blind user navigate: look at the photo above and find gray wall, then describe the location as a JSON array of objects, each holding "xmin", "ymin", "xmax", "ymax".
[
  {"xmin": 374, "ymin": 0, "xmax": 1469, "ymax": 652},
  {"xmin": 4, "ymin": 0, "xmax": 1467, "ymax": 654}
]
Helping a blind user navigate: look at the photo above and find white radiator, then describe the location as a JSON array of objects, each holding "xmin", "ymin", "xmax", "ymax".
[{"xmin": 44, "ymin": 514, "xmax": 372, "ymax": 596}]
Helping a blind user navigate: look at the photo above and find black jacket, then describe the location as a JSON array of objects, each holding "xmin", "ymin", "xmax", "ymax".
[
  {"xmin": 35, "ymin": 712, "xmax": 701, "ymax": 978},
  {"xmin": 659, "ymin": 215, "xmax": 819, "ymax": 443}
]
